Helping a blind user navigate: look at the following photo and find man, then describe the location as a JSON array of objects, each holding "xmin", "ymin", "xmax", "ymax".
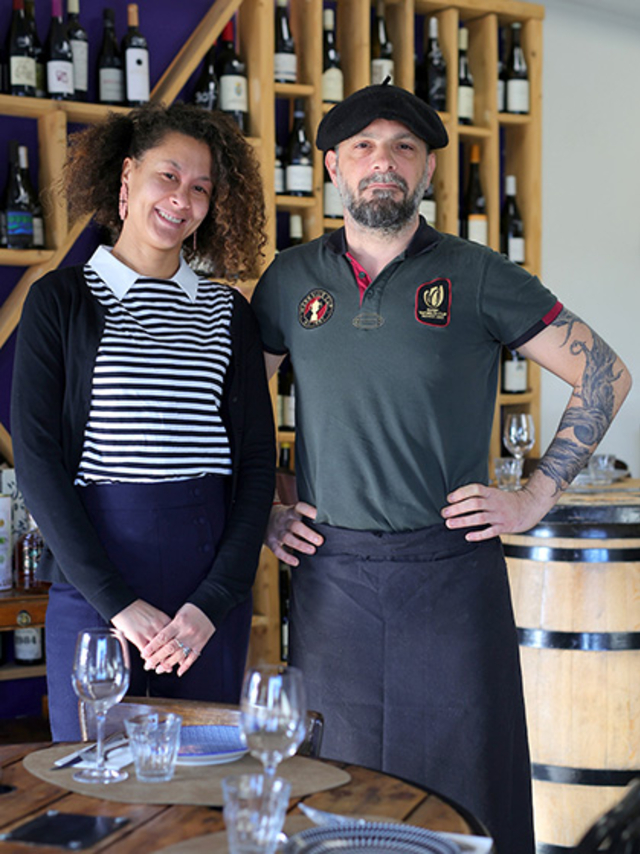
[{"xmin": 251, "ymin": 82, "xmax": 631, "ymax": 853}]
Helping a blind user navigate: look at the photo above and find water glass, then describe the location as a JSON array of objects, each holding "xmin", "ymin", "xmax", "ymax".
[
  {"xmin": 494, "ymin": 457, "xmax": 524, "ymax": 491},
  {"xmin": 588, "ymin": 454, "xmax": 616, "ymax": 485},
  {"xmin": 124, "ymin": 712, "xmax": 182, "ymax": 782},
  {"xmin": 222, "ymin": 774, "xmax": 291, "ymax": 854}
]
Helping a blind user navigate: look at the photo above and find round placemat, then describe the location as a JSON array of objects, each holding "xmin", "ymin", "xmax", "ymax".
[{"xmin": 24, "ymin": 746, "xmax": 350, "ymax": 807}]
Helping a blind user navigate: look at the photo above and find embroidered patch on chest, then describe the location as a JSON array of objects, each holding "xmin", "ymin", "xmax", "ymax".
[
  {"xmin": 298, "ymin": 289, "xmax": 335, "ymax": 329},
  {"xmin": 415, "ymin": 278, "xmax": 451, "ymax": 327}
]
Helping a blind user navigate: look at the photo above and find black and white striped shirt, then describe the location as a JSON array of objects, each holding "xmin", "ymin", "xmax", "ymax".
[{"xmin": 74, "ymin": 246, "xmax": 233, "ymax": 485}]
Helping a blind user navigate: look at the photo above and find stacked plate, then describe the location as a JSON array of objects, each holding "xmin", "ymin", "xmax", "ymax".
[
  {"xmin": 284, "ymin": 822, "xmax": 460, "ymax": 854},
  {"xmin": 176, "ymin": 724, "xmax": 248, "ymax": 766}
]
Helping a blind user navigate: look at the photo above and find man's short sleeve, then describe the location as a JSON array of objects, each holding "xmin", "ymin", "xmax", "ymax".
[
  {"xmin": 251, "ymin": 259, "xmax": 288, "ymax": 355},
  {"xmin": 479, "ymin": 249, "xmax": 561, "ymax": 349}
]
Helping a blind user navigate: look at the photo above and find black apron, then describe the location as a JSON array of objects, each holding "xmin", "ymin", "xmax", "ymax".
[{"xmin": 290, "ymin": 522, "xmax": 534, "ymax": 854}]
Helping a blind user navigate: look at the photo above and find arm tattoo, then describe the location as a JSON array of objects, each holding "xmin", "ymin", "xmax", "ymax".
[{"xmin": 537, "ymin": 308, "xmax": 624, "ymax": 493}]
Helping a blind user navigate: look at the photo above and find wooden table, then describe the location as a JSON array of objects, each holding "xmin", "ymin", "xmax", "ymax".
[{"xmin": 0, "ymin": 743, "xmax": 488, "ymax": 853}]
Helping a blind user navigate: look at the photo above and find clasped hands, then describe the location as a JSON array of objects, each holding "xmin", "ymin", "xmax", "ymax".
[{"xmin": 111, "ymin": 600, "xmax": 215, "ymax": 677}]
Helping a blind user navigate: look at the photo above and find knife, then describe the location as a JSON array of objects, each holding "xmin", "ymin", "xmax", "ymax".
[{"xmin": 50, "ymin": 733, "xmax": 128, "ymax": 770}]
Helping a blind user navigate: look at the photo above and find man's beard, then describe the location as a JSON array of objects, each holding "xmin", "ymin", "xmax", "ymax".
[{"xmin": 336, "ymin": 168, "xmax": 430, "ymax": 234}]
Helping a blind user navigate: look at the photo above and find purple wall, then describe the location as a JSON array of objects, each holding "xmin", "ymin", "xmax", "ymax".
[{"xmin": 0, "ymin": 0, "xmax": 218, "ymax": 438}]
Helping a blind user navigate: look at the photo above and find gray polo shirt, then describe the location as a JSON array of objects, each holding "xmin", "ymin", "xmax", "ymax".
[{"xmin": 252, "ymin": 220, "xmax": 559, "ymax": 531}]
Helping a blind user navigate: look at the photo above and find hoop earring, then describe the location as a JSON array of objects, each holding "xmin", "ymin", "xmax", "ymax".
[{"xmin": 119, "ymin": 181, "xmax": 128, "ymax": 221}]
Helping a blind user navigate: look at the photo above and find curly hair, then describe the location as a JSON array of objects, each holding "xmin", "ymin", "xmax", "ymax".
[{"xmin": 63, "ymin": 102, "xmax": 267, "ymax": 280}]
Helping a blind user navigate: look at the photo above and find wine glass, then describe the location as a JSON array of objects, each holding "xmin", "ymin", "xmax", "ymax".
[
  {"xmin": 71, "ymin": 628, "xmax": 130, "ymax": 784},
  {"xmin": 240, "ymin": 664, "xmax": 307, "ymax": 777},
  {"xmin": 503, "ymin": 413, "xmax": 535, "ymax": 489}
]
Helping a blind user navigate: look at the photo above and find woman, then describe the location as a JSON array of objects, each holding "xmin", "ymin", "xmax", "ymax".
[{"xmin": 11, "ymin": 102, "xmax": 275, "ymax": 740}]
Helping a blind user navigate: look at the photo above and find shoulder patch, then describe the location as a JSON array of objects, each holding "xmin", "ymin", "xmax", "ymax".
[
  {"xmin": 298, "ymin": 289, "xmax": 335, "ymax": 329},
  {"xmin": 415, "ymin": 278, "xmax": 451, "ymax": 327}
]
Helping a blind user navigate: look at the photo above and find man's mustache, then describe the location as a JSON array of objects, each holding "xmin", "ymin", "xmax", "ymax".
[{"xmin": 358, "ymin": 173, "xmax": 409, "ymax": 193}]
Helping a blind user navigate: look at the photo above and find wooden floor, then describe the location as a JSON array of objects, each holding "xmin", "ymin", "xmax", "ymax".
[{"xmin": 0, "ymin": 715, "xmax": 50, "ymax": 745}]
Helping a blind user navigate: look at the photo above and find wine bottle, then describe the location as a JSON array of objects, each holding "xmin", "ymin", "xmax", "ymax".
[
  {"xmin": 8, "ymin": 0, "xmax": 36, "ymax": 98},
  {"xmin": 14, "ymin": 627, "xmax": 45, "ymax": 666},
  {"xmin": 0, "ymin": 42, "xmax": 8, "ymax": 96},
  {"xmin": 275, "ymin": 144, "xmax": 285, "ymax": 195},
  {"xmin": 278, "ymin": 360, "xmax": 295, "ymax": 430},
  {"xmin": 322, "ymin": 8, "xmax": 343, "ymax": 103},
  {"xmin": 285, "ymin": 99, "xmax": 313, "ymax": 197},
  {"xmin": 66, "ymin": 0, "xmax": 88, "ymax": 101},
  {"xmin": 45, "ymin": 0, "xmax": 73, "ymax": 100},
  {"xmin": 289, "ymin": 213, "xmax": 303, "ymax": 247},
  {"xmin": 4, "ymin": 139, "xmax": 34, "ymax": 249},
  {"xmin": 416, "ymin": 17, "xmax": 446, "ymax": 112},
  {"xmin": 505, "ymin": 22, "xmax": 529, "ymax": 114},
  {"xmin": 24, "ymin": 0, "xmax": 45, "ymax": 97},
  {"xmin": 371, "ymin": 0, "xmax": 394, "ymax": 85},
  {"xmin": 419, "ymin": 183, "xmax": 437, "ymax": 227},
  {"xmin": 274, "ymin": 0, "xmax": 296, "ymax": 84},
  {"xmin": 122, "ymin": 3, "xmax": 149, "ymax": 106},
  {"xmin": 97, "ymin": 7, "xmax": 124, "ymax": 105},
  {"xmin": 501, "ymin": 347, "xmax": 528, "ymax": 394},
  {"xmin": 500, "ymin": 174, "xmax": 525, "ymax": 265},
  {"xmin": 497, "ymin": 25, "xmax": 506, "ymax": 113},
  {"xmin": 215, "ymin": 20, "xmax": 249, "ymax": 134},
  {"xmin": 192, "ymin": 45, "xmax": 218, "ymax": 111},
  {"xmin": 462, "ymin": 144, "xmax": 487, "ymax": 246},
  {"xmin": 278, "ymin": 442, "xmax": 292, "ymax": 471},
  {"xmin": 19, "ymin": 145, "xmax": 44, "ymax": 248},
  {"xmin": 457, "ymin": 26, "xmax": 474, "ymax": 125},
  {"xmin": 13, "ymin": 512, "xmax": 48, "ymax": 592},
  {"xmin": 323, "ymin": 166, "xmax": 343, "ymax": 219}
]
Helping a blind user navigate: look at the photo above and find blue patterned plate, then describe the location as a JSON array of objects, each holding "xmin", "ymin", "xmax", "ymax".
[
  {"xmin": 176, "ymin": 724, "xmax": 248, "ymax": 766},
  {"xmin": 284, "ymin": 823, "xmax": 460, "ymax": 854}
]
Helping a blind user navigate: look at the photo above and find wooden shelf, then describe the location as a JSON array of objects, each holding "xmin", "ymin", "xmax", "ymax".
[
  {"xmin": 0, "ymin": 249, "xmax": 56, "ymax": 267},
  {"xmin": 275, "ymin": 195, "xmax": 318, "ymax": 210},
  {"xmin": 0, "ymin": 662, "xmax": 46, "ymax": 682},
  {"xmin": 274, "ymin": 83, "xmax": 315, "ymax": 98}
]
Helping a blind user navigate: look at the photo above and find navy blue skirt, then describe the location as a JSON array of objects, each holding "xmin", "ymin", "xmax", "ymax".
[{"xmin": 46, "ymin": 475, "xmax": 252, "ymax": 740}]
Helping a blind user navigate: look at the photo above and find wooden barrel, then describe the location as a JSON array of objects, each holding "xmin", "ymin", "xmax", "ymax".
[{"xmin": 502, "ymin": 496, "xmax": 640, "ymax": 853}]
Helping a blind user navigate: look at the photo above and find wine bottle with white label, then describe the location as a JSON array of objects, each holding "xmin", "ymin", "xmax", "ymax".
[
  {"xmin": 322, "ymin": 8, "xmax": 343, "ymax": 103},
  {"xmin": 14, "ymin": 627, "xmax": 45, "ymax": 666},
  {"xmin": 66, "ymin": 0, "xmax": 88, "ymax": 101},
  {"xmin": 462, "ymin": 144, "xmax": 487, "ymax": 246},
  {"xmin": 215, "ymin": 19, "xmax": 249, "ymax": 134},
  {"xmin": 274, "ymin": 0, "xmax": 296, "ymax": 84},
  {"xmin": 457, "ymin": 26, "xmax": 474, "ymax": 125},
  {"xmin": 46, "ymin": 0, "xmax": 73, "ymax": 100},
  {"xmin": 323, "ymin": 166, "xmax": 343, "ymax": 219},
  {"xmin": 501, "ymin": 347, "xmax": 528, "ymax": 394},
  {"xmin": 500, "ymin": 174, "xmax": 525, "ymax": 265},
  {"xmin": 122, "ymin": 3, "xmax": 149, "ymax": 106},
  {"xmin": 98, "ymin": 7, "xmax": 124, "ymax": 105},
  {"xmin": 419, "ymin": 183, "xmax": 437, "ymax": 228},
  {"xmin": 371, "ymin": 0, "xmax": 393, "ymax": 85},
  {"xmin": 285, "ymin": 99, "xmax": 313, "ymax": 197},
  {"xmin": 8, "ymin": 0, "xmax": 36, "ymax": 98},
  {"xmin": 505, "ymin": 22, "xmax": 529, "ymax": 114}
]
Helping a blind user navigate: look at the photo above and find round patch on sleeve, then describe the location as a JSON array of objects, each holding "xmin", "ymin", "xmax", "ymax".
[
  {"xmin": 298, "ymin": 289, "xmax": 335, "ymax": 329},
  {"xmin": 415, "ymin": 278, "xmax": 451, "ymax": 327}
]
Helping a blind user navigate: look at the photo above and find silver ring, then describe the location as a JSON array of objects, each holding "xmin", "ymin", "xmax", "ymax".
[{"xmin": 175, "ymin": 639, "xmax": 191, "ymax": 656}]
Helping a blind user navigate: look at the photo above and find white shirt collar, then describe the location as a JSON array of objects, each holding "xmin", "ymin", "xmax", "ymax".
[{"xmin": 87, "ymin": 245, "xmax": 200, "ymax": 302}]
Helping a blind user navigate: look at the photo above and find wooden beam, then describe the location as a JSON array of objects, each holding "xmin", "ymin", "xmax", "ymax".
[
  {"xmin": 151, "ymin": 0, "xmax": 245, "ymax": 104},
  {"xmin": 0, "ymin": 424, "xmax": 13, "ymax": 466}
]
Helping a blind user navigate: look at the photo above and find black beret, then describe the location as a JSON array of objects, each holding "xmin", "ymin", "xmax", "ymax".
[{"xmin": 316, "ymin": 80, "xmax": 449, "ymax": 152}]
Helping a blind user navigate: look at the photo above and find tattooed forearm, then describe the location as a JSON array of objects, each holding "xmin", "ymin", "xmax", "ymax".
[{"xmin": 536, "ymin": 308, "xmax": 626, "ymax": 494}]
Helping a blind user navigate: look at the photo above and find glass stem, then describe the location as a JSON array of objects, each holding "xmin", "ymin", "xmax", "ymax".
[{"xmin": 95, "ymin": 710, "xmax": 107, "ymax": 772}]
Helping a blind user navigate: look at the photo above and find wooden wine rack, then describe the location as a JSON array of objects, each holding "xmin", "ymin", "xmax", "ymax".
[{"xmin": 0, "ymin": 0, "xmax": 544, "ymax": 669}]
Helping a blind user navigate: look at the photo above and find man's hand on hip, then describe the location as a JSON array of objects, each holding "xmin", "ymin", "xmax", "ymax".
[{"xmin": 265, "ymin": 502, "xmax": 324, "ymax": 566}]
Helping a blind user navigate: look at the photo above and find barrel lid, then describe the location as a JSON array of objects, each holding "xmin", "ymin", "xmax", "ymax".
[{"xmin": 527, "ymin": 504, "xmax": 640, "ymax": 539}]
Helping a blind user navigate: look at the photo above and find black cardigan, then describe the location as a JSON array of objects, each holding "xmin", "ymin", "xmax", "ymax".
[{"xmin": 11, "ymin": 265, "xmax": 275, "ymax": 625}]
